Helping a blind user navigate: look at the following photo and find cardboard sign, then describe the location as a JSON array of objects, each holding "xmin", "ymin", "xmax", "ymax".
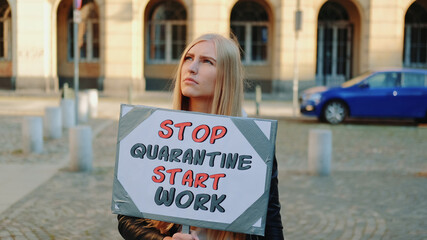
[{"xmin": 111, "ymin": 104, "xmax": 277, "ymax": 236}]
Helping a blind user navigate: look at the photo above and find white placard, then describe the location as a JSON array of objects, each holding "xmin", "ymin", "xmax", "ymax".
[{"xmin": 112, "ymin": 105, "xmax": 277, "ymax": 235}]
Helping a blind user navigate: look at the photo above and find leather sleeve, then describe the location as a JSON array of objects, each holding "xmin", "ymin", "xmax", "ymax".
[
  {"xmin": 247, "ymin": 156, "xmax": 285, "ymax": 240},
  {"xmin": 117, "ymin": 215, "xmax": 179, "ymax": 240}
]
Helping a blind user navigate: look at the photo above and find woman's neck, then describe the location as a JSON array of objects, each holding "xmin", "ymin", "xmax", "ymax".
[{"xmin": 188, "ymin": 98, "xmax": 213, "ymax": 114}]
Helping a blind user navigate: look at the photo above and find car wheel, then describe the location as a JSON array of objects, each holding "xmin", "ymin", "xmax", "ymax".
[{"xmin": 323, "ymin": 101, "xmax": 347, "ymax": 124}]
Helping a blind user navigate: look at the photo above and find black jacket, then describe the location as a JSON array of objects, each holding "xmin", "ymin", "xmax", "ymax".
[{"xmin": 117, "ymin": 156, "xmax": 284, "ymax": 240}]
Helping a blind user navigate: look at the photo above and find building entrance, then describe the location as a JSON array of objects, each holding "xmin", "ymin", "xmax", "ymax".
[{"xmin": 316, "ymin": 2, "xmax": 353, "ymax": 86}]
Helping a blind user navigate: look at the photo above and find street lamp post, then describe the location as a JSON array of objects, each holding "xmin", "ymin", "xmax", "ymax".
[
  {"xmin": 73, "ymin": 0, "xmax": 82, "ymax": 125},
  {"xmin": 293, "ymin": 1, "xmax": 303, "ymax": 117}
]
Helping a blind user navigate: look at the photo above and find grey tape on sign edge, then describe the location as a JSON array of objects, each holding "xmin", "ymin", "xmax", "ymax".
[
  {"xmin": 118, "ymin": 104, "xmax": 157, "ymax": 142},
  {"xmin": 111, "ymin": 176, "xmax": 142, "ymax": 216},
  {"xmin": 230, "ymin": 118, "xmax": 276, "ymax": 162},
  {"xmin": 112, "ymin": 104, "xmax": 157, "ymax": 216},
  {"xmin": 140, "ymin": 212, "xmax": 266, "ymax": 236},
  {"xmin": 226, "ymin": 190, "xmax": 270, "ymax": 234},
  {"xmin": 229, "ymin": 118, "xmax": 277, "ymax": 236}
]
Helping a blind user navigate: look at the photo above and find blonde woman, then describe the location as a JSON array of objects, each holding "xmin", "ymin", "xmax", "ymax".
[{"xmin": 117, "ymin": 33, "xmax": 284, "ymax": 240}]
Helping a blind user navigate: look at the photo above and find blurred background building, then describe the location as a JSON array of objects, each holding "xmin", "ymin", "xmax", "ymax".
[{"xmin": 0, "ymin": 0, "xmax": 426, "ymax": 96}]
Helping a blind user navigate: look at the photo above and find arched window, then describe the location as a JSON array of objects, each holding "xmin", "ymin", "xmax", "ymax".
[
  {"xmin": 404, "ymin": 2, "xmax": 427, "ymax": 68},
  {"xmin": 316, "ymin": 2, "xmax": 353, "ymax": 86},
  {"xmin": 0, "ymin": 0, "xmax": 11, "ymax": 60},
  {"xmin": 231, "ymin": 1, "xmax": 269, "ymax": 63},
  {"xmin": 67, "ymin": 0, "xmax": 99, "ymax": 62},
  {"xmin": 318, "ymin": 2, "xmax": 349, "ymax": 21},
  {"xmin": 147, "ymin": 1, "xmax": 187, "ymax": 63}
]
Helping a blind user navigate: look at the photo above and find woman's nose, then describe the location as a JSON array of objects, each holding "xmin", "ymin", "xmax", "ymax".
[{"xmin": 188, "ymin": 60, "xmax": 198, "ymax": 74}]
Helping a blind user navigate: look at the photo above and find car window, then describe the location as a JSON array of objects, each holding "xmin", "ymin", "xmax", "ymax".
[
  {"xmin": 402, "ymin": 73, "xmax": 427, "ymax": 87},
  {"xmin": 341, "ymin": 71, "xmax": 372, "ymax": 88},
  {"xmin": 367, "ymin": 72, "xmax": 400, "ymax": 88}
]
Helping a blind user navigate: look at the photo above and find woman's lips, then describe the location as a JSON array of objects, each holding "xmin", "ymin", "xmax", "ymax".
[{"xmin": 183, "ymin": 77, "xmax": 198, "ymax": 84}]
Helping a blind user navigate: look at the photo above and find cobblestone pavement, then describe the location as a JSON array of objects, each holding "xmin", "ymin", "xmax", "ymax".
[
  {"xmin": 277, "ymin": 119, "xmax": 427, "ymax": 240},
  {"xmin": 0, "ymin": 116, "xmax": 121, "ymax": 240},
  {"xmin": 0, "ymin": 98, "xmax": 427, "ymax": 239}
]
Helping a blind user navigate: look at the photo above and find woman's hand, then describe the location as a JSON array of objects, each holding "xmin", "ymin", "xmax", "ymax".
[{"xmin": 163, "ymin": 230, "xmax": 200, "ymax": 240}]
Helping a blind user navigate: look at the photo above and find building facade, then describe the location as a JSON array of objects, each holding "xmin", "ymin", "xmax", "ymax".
[{"xmin": 0, "ymin": 0, "xmax": 426, "ymax": 95}]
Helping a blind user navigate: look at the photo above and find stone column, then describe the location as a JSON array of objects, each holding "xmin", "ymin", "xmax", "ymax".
[{"xmin": 15, "ymin": 0, "xmax": 54, "ymax": 91}]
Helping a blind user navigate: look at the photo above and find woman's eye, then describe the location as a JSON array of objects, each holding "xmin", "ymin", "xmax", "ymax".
[
  {"xmin": 184, "ymin": 56, "xmax": 193, "ymax": 61},
  {"xmin": 204, "ymin": 59, "xmax": 213, "ymax": 65}
]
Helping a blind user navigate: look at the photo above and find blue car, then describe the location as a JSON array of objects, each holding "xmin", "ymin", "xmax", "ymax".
[{"xmin": 300, "ymin": 69, "xmax": 427, "ymax": 124}]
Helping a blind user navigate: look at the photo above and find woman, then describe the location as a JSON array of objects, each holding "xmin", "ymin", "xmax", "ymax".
[{"xmin": 118, "ymin": 33, "xmax": 284, "ymax": 240}]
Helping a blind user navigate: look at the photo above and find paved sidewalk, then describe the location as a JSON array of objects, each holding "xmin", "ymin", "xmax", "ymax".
[
  {"xmin": 0, "ymin": 92, "xmax": 426, "ymax": 239},
  {"xmin": 0, "ymin": 164, "xmax": 60, "ymax": 214}
]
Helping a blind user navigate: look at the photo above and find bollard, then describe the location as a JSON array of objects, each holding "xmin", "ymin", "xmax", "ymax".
[
  {"xmin": 87, "ymin": 89, "xmax": 98, "ymax": 118},
  {"xmin": 61, "ymin": 99, "xmax": 76, "ymax": 128},
  {"xmin": 63, "ymin": 83, "xmax": 73, "ymax": 99},
  {"xmin": 255, "ymin": 85, "xmax": 262, "ymax": 116},
  {"xmin": 22, "ymin": 117, "xmax": 43, "ymax": 154},
  {"xmin": 308, "ymin": 129, "xmax": 332, "ymax": 176},
  {"xmin": 78, "ymin": 91, "xmax": 89, "ymax": 123},
  {"xmin": 128, "ymin": 85, "xmax": 133, "ymax": 105},
  {"xmin": 45, "ymin": 107, "xmax": 62, "ymax": 139},
  {"xmin": 69, "ymin": 126, "xmax": 92, "ymax": 172}
]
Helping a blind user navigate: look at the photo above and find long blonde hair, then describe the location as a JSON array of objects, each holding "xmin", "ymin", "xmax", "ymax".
[{"xmin": 172, "ymin": 33, "xmax": 244, "ymax": 116}]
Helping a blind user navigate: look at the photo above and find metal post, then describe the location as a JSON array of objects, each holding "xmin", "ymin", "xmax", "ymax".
[
  {"xmin": 292, "ymin": 31, "xmax": 299, "ymax": 116},
  {"xmin": 293, "ymin": 1, "xmax": 302, "ymax": 116},
  {"xmin": 317, "ymin": 26, "xmax": 324, "ymax": 86},
  {"xmin": 128, "ymin": 85, "xmax": 133, "ymax": 105},
  {"xmin": 404, "ymin": 26, "xmax": 411, "ymax": 67},
  {"xmin": 255, "ymin": 85, "xmax": 262, "ymax": 116},
  {"xmin": 73, "ymin": 5, "xmax": 81, "ymax": 125}
]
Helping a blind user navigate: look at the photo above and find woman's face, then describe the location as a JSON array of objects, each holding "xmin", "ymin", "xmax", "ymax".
[{"xmin": 180, "ymin": 40, "xmax": 217, "ymax": 100}]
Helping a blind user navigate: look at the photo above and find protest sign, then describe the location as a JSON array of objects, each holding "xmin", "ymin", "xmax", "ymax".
[{"xmin": 111, "ymin": 104, "xmax": 277, "ymax": 235}]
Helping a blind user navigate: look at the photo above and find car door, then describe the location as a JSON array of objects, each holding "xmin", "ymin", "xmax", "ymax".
[
  {"xmin": 345, "ymin": 72, "xmax": 401, "ymax": 117},
  {"xmin": 394, "ymin": 72, "xmax": 427, "ymax": 118}
]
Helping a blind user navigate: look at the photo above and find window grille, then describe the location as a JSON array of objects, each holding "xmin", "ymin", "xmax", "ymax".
[
  {"xmin": 67, "ymin": 0, "xmax": 99, "ymax": 62},
  {"xmin": 231, "ymin": 1, "xmax": 269, "ymax": 64},
  {"xmin": 147, "ymin": 1, "xmax": 187, "ymax": 63}
]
